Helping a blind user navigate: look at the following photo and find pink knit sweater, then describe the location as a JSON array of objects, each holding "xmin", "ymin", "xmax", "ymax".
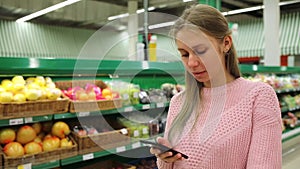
[{"xmin": 157, "ymin": 77, "xmax": 282, "ymax": 169}]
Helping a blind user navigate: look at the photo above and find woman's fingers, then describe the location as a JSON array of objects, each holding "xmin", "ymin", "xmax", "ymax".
[{"xmin": 158, "ymin": 152, "xmax": 183, "ymax": 163}]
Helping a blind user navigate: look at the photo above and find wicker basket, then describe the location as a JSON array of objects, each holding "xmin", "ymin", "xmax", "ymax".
[
  {"xmin": 72, "ymin": 128, "xmax": 130, "ymax": 155},
  {"xmin": 59, "ymin": 136, "xmax": 78, "ymax": 159},
  {"xmin": 2, "ymin": 136, "xmax": 77, "ymax": 169},
  {"xmin": 0, "ymin": 98, "xmax": 69, "ymax": 119},
  {"xmin": 2, "ymin": 148, "xmax": 60, "ymax": 169},
  {"xmin": 55, "ymin": 80, "xmax": 122, "ymax": 113},
  {"xmin": 69, "ymin": 98, "xmax": 122, "ymax": 113}
]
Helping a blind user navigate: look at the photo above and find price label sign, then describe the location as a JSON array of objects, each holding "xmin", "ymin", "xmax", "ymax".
[
  {"xmin": 156, "ymin": 102, "xmax": 164, "ymax": 108},
  {"xmin": 78, "ymin": 112, "xmax": 90, "ymax": 117},
  {"xmin": 17, "ymin": 163, "xmax": 32, "ymax": 169},
  {"xmin": 116, "ymin": 146, "xmax": 126, "ymax": 153},
  {"xmin": 9, "ymin": 118, "xmax": 23, "ymax": 125},
  {"xmin": 132, "ymin": 142, "xmax": 141, "ymax": 149},
  {"xmin": 24, "ymin": 117, "xmax": 33, "ymax": 123},
  {"xmin": 83, "ymin": 153, "xmax": 94, "ymax": 161},
  {"xmin": 142, "ymin": 104, "xmax": 150, "ymax": 109},
  {"xmin": 124, "ymin": 106, "xmax": 133, "ymax": 112}
]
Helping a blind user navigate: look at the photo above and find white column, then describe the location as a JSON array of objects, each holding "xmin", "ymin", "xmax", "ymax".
[
  {"xmin": 128, "ymin": 0, "xmax": 138, "ymax": 60},
  {"xmin": 263, "ymin": 0, "xmax": 281, "ymax": 66}
]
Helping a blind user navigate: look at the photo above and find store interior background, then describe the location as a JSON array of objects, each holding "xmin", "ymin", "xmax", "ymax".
[
  {"xmin": 0, "ymin": 0, "xmax": 299, "ymax": 65},
  {"xmin": 0, "ymin": 0, "xmax": 300, "ymax": 168}
]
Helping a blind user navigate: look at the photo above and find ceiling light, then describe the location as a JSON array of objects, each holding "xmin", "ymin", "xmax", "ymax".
[
  {"xmin": 183, "ymin": 0, "xmax": 193, "ymax": 2},
  {"xmin": 148, "ymin": 21, "xmax": 175, "ymax": 29},
  {"xmin": 16, "ymin": 0, "xmax": 81, "ymax": 22},
  {"xmin": 222, "ymin": 0, "xmax": 300, "ymax": 16},
  {"xmin": 108, "ymin": 7, "xmax": 155, "ymax": 21}
]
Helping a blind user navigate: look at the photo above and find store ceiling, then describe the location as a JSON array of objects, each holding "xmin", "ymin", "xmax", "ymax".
[{"xmin": 0, "ymin": 0, "xmax": 299, "ymax": 30}]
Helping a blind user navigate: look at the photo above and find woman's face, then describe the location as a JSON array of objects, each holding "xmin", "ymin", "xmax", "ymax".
[{"xmin": 176, "ymin": 27, "xmax": 228, "ymax": 87}]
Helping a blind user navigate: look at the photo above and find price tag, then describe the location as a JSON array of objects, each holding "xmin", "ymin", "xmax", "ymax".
[
  {"xmin": 132, "ymin": 142, "xmax": 141, "ymax": 149},
  {"xmin": 9, "ymin": 118, "xmax": 23, "ymax": 125},
  {"xmin": 120, "ymin": 128, "xmax": 128, "ymax": 135},
  {"xmin": 24, "ymin": 117, "xmax": 33, "ymax": 123},
  {"xmin": 124, "ymin": 106, "xmax": 133, "ymax": 112},
  {"xmin": 17, "ymin": 163, "xmax": 32, "ymax": 169},
  {"xmin": 82, "ymin": 153, "xmax": 94, "ymax": 161},
  {"xmin": 78, "ymin": 112, "xmax": 90, "ymax": 117},
  {"xmin": 156, "ymin": 102, "xmax": 164, "ymax": 108},
  {"xmin": 142, "ymin": 104, "xmax": 150, "ymax": 109},
  {"xmin": 116, "ymin": 146, "xmax": 126, "ymax": 153}
]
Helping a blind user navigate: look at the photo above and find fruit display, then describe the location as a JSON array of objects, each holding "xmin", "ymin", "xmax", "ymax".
[
  {"xmin": 0, "ymin": 76, "xmax": 63, "ymax": 103},
  {"xmin": 0, "ymin": 121, "xmax": 74, "ymax": 157},
  {"xmin": 246, "ymin": 73, "xmax": 300, "ymax": 91},
  {"xmin": 61, "ymin": 83, "xmax": 120, "ymax": 101},
  {"xmin": 107, "ymin": 81, "xmax": 140, "ymax": 106}
]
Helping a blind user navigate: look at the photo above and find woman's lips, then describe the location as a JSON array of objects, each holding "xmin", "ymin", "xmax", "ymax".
[{"xmin": 192, "ymin": 71, "xmax": 207, "ymax": 77}]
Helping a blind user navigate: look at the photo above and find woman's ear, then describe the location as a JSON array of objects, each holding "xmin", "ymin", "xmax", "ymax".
[{"xmin": 223, "ymin": 36, "xmax": 232, "ymax": 53}]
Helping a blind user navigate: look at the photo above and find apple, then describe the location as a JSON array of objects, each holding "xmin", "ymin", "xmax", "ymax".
[
  {"xmin": 32, "ymin": 123, "xmax": 42, "ymax": 135},
  {"xmin": 42, "ymin": 136, "xmax": 60, "ymax": 151},
  {"xmin": 60, "ymin": 138, "xmax": 73, "ymax": 148},
  {"xmin": 16, "ymin": 125, "xmax": 37, "ymax": 145},
  {"xmin": 51, "ymin": 121, "xmax": 71, "ymax": 139},
  {"xmin": 3, "ymin": 142, "xmax": 25, "ymax": 157},
  {"xmin": 33, "ymin": 137, "xmax": 42, "ymax": 145},
  {"xmin": 87, "ymin": 91, "xmax": 96, "ymax": 100},
  {"xmin": 0, "ymin": 128, "xmax": 16, "ymax": 144},
  {"xmin": 43, "ymin": 134, "xmax": 53, "ymax": 141},
  {"xmin": 77, "ymin": 130, "xmax": 87, "ymax": 136},
  {"xmin": 24, "ymin": 142, "xmax": 42, "ymax": 154},
  {"xmin": 77, "ymin": 92, "xmax": 89, "ymax": 101}
]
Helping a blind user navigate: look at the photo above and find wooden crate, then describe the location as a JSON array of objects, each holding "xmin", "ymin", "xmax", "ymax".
[
  {"xmin": 72, "ymin": 128, "xmax": 130, "ymax": 154},
  {"xmin": 0, "ymin": 99, "xmax": 69, "ymax": 119}
]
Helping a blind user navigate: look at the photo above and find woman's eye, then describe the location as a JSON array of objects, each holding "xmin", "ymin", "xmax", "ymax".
[{"xmin": 195, "ymin": 49, "xmax": 207, "ymax": 55}]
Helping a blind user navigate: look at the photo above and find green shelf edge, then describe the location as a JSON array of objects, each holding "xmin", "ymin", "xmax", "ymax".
[
  {"xmin": 1, "ymin": 57, "xmax": 300, "ymax": 77},
  {"xmin": 54, "ymin": 102, "xmax": 169, "ymax": 120},
  {"xmin": 31, "ymin": 160, "xmax": 60, "ymax": 169},
  {"xmin": 0, "ymin": 115, "xmax": 52, "ymax": 127}
]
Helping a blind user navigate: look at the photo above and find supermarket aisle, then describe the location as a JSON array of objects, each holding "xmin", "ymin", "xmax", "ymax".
[{"xmin": 282, "ymin": 135, "xmax": 300, "ymax": 169}]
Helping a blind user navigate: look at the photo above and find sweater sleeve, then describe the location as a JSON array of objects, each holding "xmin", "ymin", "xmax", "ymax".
[
  {"xmin": 246, "ymin": 84, "xmax": 282, "ymax": 169},
  {"xmin": 156, "ymin": 93, "xmax": 183, "ymax": 169}
]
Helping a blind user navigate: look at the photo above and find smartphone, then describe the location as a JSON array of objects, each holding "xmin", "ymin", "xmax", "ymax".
[{"xmin": 140, "ymin": 140, "xmax": 189, "ymax": 159}]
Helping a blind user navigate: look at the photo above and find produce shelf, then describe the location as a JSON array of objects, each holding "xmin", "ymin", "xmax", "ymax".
[
  {"xmin": 53, "ymin": 102, "xmax": 170, "ymax": 120},
  {"xmin": 282, "ymin": 126, "xmax": 300, "ymax": 142},
  {"xmin": 60, "ymin": 136, "xmax": 160, "ymax": 166},
  {"xmin": 0, "ymin": 115, "xmax": 52, "ymax": 127}
]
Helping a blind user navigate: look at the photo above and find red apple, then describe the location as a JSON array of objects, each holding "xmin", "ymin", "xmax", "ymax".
[
  {"xmin": 42, "ymin": 136, "xmax": 60, "ymax": 151},
  {"xmin": 16, "ymin": 125, "xmax": 37, "ymax": 145},
  {"xmin": 0, "ymin": 128, "xmax": 16, "ymax": 144},
  {"xmin": 24, "ymin": 142, "xmax": 42, "ymax": 154},
  {"xmin": 3, "ymin": 142, "xmax": 25, "ymax": 157},
  {"xmin": 51, "ymin": 121, "xmax": 70, "ymax": 139}
]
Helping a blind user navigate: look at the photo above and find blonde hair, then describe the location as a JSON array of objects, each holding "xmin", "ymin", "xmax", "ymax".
[{"xmin": 168, "ymin": 4, "xmax": 241, "ymax": 145}]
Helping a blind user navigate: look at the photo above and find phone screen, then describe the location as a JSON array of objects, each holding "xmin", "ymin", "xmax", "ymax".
[{"xmin": 140, "ymin": 140, "xmax": 189, "ymax": 159}]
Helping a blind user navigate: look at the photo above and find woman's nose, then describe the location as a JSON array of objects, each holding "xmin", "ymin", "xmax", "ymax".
[{"xmin": 187, "ymin": 54, "xmax": 201, "ymax": 67}]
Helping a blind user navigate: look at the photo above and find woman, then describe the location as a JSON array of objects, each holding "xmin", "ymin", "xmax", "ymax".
[{"xmin": 150, "ymin": 4, "xmax": 282, "ymax": 169}]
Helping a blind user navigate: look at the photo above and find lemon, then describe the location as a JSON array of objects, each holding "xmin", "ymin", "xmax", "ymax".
[
  {"xmin": 0, "ymin": 92, "xmax": 13, "ymax": 102},
  {"xmin": 13, "ymin": 93, "xmax": 26, "ymax": 102},
  {"xmin": 12, "ymin": 76, "xmax": 25, "ymax": 85}
]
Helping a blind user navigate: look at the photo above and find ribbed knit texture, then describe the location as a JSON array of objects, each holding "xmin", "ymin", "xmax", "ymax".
[{"xmin": 157, "ymin": 77, "xmax": 282, "ymax": 169}]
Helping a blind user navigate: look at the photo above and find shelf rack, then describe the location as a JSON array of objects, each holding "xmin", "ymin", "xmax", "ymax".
[{"xmin": 1, "ymin": 57, "xmax": 300, "ymax": 168}]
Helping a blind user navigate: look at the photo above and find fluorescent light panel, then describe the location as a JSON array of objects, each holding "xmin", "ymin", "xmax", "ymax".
[
  {"xmin": 108, "ymin": 7, "xmax": 155, "ymax": 21},
  {"xmin": 16, "ymin": 0, "xmax": 81, "ymax": 22}
]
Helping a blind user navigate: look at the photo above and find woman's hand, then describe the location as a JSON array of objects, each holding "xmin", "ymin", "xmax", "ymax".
[{"xmin": 149, "ymin": 137, "xmax": 184, "ymax": 163}]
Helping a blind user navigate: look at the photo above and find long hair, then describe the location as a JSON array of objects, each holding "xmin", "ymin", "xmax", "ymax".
[{"xmin": 167, "ymin": 4, "xmax": 241, "ymax": 145}]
